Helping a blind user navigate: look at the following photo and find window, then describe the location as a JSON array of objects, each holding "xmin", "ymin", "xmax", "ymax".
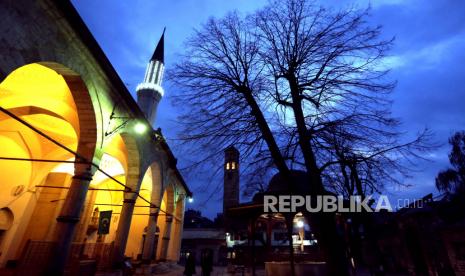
[
  {"xmin": 226, "ymin": 162, "xmax": 230, "ymax": 170},
  {"xmin": 231, "ymin": 162, "xmax": 236, "ymax": 170}
]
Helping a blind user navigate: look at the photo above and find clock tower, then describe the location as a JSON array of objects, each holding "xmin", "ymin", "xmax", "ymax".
[{"xmin": 223, "ymin": 146, "xmax": 239, "ymax": 214}]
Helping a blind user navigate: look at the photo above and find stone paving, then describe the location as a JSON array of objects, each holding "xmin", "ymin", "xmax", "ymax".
[
  {"xmin": 151, "ymin": 266, "xmax": 406, "ymax": 276},
  {"xmin": 153, "ymin": 265, "xmax": 265, "ymax": 276},
  {"xmin": 96, "ymin": 264, "xmax": 400, "ymax": 276}
]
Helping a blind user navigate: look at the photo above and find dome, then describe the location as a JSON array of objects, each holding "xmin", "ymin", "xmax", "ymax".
[{"xmin": 266, "ymin": 170, "xmax": 314, "ymax": 195}]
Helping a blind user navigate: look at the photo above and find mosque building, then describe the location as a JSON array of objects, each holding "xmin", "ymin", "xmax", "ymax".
[{"xmin": 0, "ymin": 0, "xmax": 191, "ymax": 274}]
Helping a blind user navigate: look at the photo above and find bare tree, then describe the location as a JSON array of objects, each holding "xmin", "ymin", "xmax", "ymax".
[
  {"xmin": 169, "ymin": 0, "xmax": 433, "ymax": 274},
  {"xmin": 320, "ymin": 126, "xmax": 433, "ymax": 198},
  {"xmin": 254, "ymin": 0, "xmax": 434, "ymax": 198},
  {"xmin": 436, "ymin": 131, "xmax": 465, "ymax": 196},
  {"xmin": 170, "ymin": 13, "xmax": 304, "ymax": 274}
]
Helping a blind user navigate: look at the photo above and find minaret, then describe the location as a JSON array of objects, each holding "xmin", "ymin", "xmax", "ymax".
[
  {"xmin": 223, "ymin": 146, "xmax": 239, "ymax": 214},
  {"xmin": 136, "ymin": 29, "xmax": 165, "ymax": 126}
]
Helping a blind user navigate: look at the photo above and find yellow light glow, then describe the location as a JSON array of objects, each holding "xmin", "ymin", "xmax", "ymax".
[
  {"xmin": 0, "ymin": 134, "xmax": 32, "ymax": 201},
  {"xmin": 50, "ymin": 153, "xmax": 125, "ymax": 185},
  {"xmin": 134, "ymin": 122, "xmax": 147, "ymax": 134},
  {"xmin": 0, "ymin": 63, "xmax": 80, "ymax": 134},
  {"xmin": 0, "ymin": 63, "xmax": 81, "ymax": 198},
  {"xmin": 50, "ymin": 157, "xmax": 75, "ymax": 175},
  {"xmin": 92, "ymin": 153, "xmax": 126, "ymax": 184}
]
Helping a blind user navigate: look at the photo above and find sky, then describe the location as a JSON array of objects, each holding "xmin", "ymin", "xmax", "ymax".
[{"xmin": 71, "ymin": 0, "xmax": 465, "ymax": 218}]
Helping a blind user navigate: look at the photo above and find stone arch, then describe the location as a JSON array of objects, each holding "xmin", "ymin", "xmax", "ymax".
[
  {"xmin": 100, "ymin": 134, "xmax": 129, "ymax": 175},
  {"xmin": 0, "ymin": 62, "xmax": 98, "ymax": 267},
  {"xmin": 73, "ymin": 154, "xmax": 127, "ymax": 243},
  {"xmin": 119, "ymin": 132, "xmax": 141, "ymax": 191},
  {"xmin": 0, "ymin": 208, "xmax": 14, "ymax": 231},
  {"xmin": 0, "ymin": 62, "xmax": 97, "ymax": 165},
  {"xmin": 0, "ymin": 59, "xmax": 97, "ymax": 181},
  {"xmin": 155, "ymin": 181, "xmax": 176, "ymax": 261},
  {"xmin": 38, "ymin": 62, "xmax": 97, "ymax": 161},
  {"xmin": 161, "ymin": 178, "xmax": 176, "ymax": 216},
  {"xmin": 137, "ymin": 157, "xmax": 166, "ymax": 204},
  {"xmin": 124, "ymin": 160, "xmax": 164, "ymax": 261},
  {"xmin": 110, "ymin": 131, "xmax": 145, "ymax": 264},
  {"xmin": 81, "ymin": 132, "xmax": 130, "ymax": 241},
  {"xmin": 167, "ymin": 193, "xmax": 186, "ymax": 261},
  {"xmin": 174, "ymin": 196, "xmax": 185, "ymax": 223},
  {"xmin": 0, "ymin": 208, "xmax": 14, "ymax": 266},
  {"xmin": 145, "ymin": 160, "xmax": 164, "ymax": 208},
  {"xmin": 6, "ymin": 106, "xmax": 67, "ymax": 122}
]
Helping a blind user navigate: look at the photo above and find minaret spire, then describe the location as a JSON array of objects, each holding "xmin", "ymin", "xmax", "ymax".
[
  {"xmin": 136, "ymin": 28, "xmax": 166, "ymax": 126},
  {"xmin": 151, "ymin": 27, "xmax": 165, "ymax": 62}
]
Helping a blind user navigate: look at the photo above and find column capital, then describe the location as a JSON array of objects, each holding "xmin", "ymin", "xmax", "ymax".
[
  {"xmin": 56, "ymin": 215, "xmax": 80, "ymax": 223},
  {"xmin": 123, "ymin": 199, "xmax": 136, "ymax": 204},
  {"xmin": 72, "ymin": 172, "xmax": 93, "ymax": 181},
  {"xmin": 165, "ymin": 215, "xmax": 173, "ymax": 223}
]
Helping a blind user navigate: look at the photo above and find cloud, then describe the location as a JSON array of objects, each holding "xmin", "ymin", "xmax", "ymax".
[
  {"xmin": 370, "ymin": 0, "xmax": 465, "ymax": 51},
  {"xmin": 385, "ymin": 32, "xmax": 465, "ymax": 71}
]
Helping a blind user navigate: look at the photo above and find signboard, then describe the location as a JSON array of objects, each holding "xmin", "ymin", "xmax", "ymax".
[{"xmin": 98, "ymin": 210, "xmax": 112, "ymax": 235}]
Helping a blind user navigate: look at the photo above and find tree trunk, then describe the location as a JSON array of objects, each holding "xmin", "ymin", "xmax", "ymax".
[
  {"xmin": 286, "ymin": 215, "xmax": 296, "ymax": 276},
  {"xmin": 287, "ymin": 75, "xmax": 350, "ymax": 276}
]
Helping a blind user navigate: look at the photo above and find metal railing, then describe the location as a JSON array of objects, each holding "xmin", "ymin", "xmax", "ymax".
[{"xmin": 17, "ymin": 240, "xmax": 114, "ymax": 275}]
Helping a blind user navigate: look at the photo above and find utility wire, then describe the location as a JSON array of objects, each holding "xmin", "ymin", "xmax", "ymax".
[{"xmin": 0, "ymin": 106, "xmax": 179, "ymax": 219}]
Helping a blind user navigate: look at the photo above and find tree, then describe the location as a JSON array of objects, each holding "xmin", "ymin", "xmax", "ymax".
[
  {"xmin": 169, "ymin": 0, "xmax": 432, "ymax": 274},
  {"xmin": 436, "ymin": 131, "xmax": 465, "ymax": 196},
  {"xmin": 321, "ymin": 126, "xmax": 432, "ymax": 198},
  {"xmin": 254, "ymin": 0, "xmax": 433, "ymax": 198},
  {"xmin": 184, "ymin": 209, "xmax": 215, "ymax": 228}
]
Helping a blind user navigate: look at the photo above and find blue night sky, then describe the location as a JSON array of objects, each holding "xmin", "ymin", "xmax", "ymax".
[{"xmin": 72, "ymin": 0, "xmax": 465, "ymax": 218}]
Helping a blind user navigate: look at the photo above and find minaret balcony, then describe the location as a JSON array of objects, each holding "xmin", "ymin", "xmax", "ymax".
[{"xmin": 135, "ymin": 82, "xmax": 164, "ymax": 96}]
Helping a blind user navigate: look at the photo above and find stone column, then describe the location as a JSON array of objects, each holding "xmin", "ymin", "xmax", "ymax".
[
  {"xmin": 167, "ymin": 217, "xmax": 182, "ymax": 261},
  {"xmin": 141, "ymin": 211, "xmax": 159, "ymax": 263},
  {"xmin": 73, "ymin": 189, "xmax": 97, "ymax": 243},
  {"xmin": 159, "ymin": 215, "xmax": 173, "ymax": 260},
  {"xmin": 112, "ymin": 193, "xmax": 138, "ymax": 267},
  {"xmin": 48, "ymin": 165, "xmax": 93, "ymax": 275},
  {"xmin": 167, "ymin": 197, "xmax": 185, "ymax": 261}
]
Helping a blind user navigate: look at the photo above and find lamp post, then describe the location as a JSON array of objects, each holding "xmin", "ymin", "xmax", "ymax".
[{"xmin": 296, "ymin": 220, "xmax": 304, "ymax": 252}]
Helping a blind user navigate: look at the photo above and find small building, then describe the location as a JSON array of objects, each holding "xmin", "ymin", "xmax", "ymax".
[{"xmin": 181, "ymin": 228, "xmax": 228, "ymax": 266}]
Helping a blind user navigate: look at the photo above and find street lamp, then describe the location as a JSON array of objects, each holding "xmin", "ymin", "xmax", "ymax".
[
  {"xmin": 104, "ymin": 102, "xmax": 150, "ymax": 137},
  {"xmin": 296, "ymin": 220, "xmax": 304, "ymax": 228},
  {"xmin": 134, "ymin": 122, "xmax": 147, "ymax": 134},
  {"xmin": 188, "ymin": 197, "xmax": 193, "ymax": 203}
]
